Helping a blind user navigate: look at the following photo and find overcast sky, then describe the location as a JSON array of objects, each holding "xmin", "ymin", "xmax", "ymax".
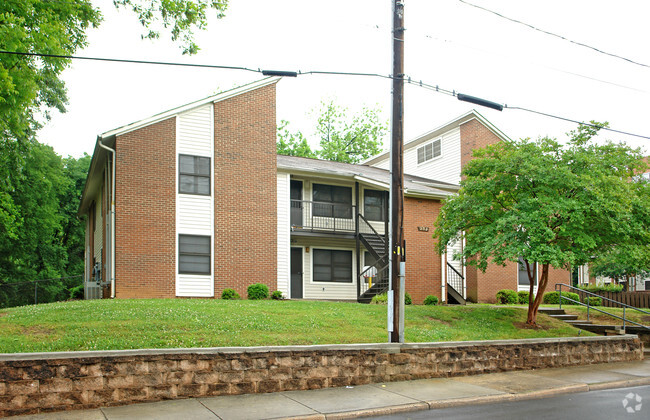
[{"xmin": 37, "ymin": 0, "xmax": 650, "ymax": 158}]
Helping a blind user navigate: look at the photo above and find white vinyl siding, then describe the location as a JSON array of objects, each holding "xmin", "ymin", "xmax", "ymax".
[
  {"xmin": 176, "ymin": 104, "xmax": 214, "ymax": 297},
  {"xmin": 404, "ymin": 128, "xmax": 461, "ymax": 184},
  {"xmin": 291, "ymin": 236, "xmax": 358, "ymax": 300},
  {"xmin": 446, "ymin": 239, "xmax": 463, "ymax": 274},
  {"xmin": 277, "ymin": 172, "xmax": 290, "ymax": 295},
  {"xmin": 93, "ymin": 193, "xmax": 103, "ymax": 263}
]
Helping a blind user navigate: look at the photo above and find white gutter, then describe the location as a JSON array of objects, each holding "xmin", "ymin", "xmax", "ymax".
[{"xmin": 98, "ymin": 139, "xmax": 116, "ymax": 298}]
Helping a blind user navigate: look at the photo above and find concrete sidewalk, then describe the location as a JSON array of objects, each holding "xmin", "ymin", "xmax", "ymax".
[{"xmin": 14, "ymin": 359, "xmax": 650, "ymax": 420}]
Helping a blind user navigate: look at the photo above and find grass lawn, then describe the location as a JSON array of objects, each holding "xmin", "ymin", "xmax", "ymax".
[{"xmin": 0, "ymin": 300, "xmax": 593, "ymax": 353}]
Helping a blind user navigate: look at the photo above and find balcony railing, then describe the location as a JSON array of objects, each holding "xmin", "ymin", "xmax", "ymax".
[{"xmin": 291, "ymin": 200, "xmax": 356, "ymax": 234}]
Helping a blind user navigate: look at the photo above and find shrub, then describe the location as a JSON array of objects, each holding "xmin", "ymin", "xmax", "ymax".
[
  {"xmin": 370, "ymin": 292, "xmax": 412, "ymax": 305},
  {"xmin": 371, "ymin": 293, "xmax": 388, "ymax": 304},
  {"xmin": 247, "ymin": 283, "xmax": 269, "ymax": 300},
  {"xmin": 583, "ymin": 296, "xmax": 602, "ymax": 306},
  {"xmin": 543, "ymin": 291, "xmax": 580, "ymax": 305},
  {"xmin": 271, "ymin": 290, "xmax": 284, "ymax": 300},
  {"xmin": 495, "ymin": 289, "xmax": 518, "ymax": 304},
  {"xmin": 578, "ymin": 284, "xmax": 624, "ymax": 293},
  {"xmin": 69, "ymin": 285, "xmax": 84, "ymax": 300},
  {"xmin": 517, "ymin": 291, "xmax": 530, "ymax": 304},
  {"xmin": 221, "ymin": 288, "xmax": 240, "ymax": 300},
  {"xmin": 423, "ymin": 295, "xmax": 439, "ymax": 305}
]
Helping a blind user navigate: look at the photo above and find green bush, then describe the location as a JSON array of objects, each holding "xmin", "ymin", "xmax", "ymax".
[
  {"xmin": 221, "ymin": 288, "xmax": 240, "ymax": 300},
  {"xmin": 517, "ymin": 291, "xmax": 530, "ymax": 304},
  {"xmin": 247, "ymin": 283, "xmax": 269, "ymax": 300},
  {"xmin": 370, "ymin": 292, "xmax": 412, "ymax": 305},
  {"xmin": 69, "ymin": 285, "xmax": 84, "ymax": 300},
  {"xmin": 496, "ymin": 289, "xmax": 518, "ymax": 304},
  {"xmin": 271, "ymin": 290, "xmax": 284, "ymax": 300},
  {"xmin": 578, "ymin": 284, "xmax": 624, "ymax": 293},
  {"xmin": 423, "ymin": 295, "xmax": 439, "ymax": 305},
  {"xmin": 583, "ymin": 296, "xmax": 602, "ymax": 306},
  {"xmin": 371, "ymin": 293, "xmax": 388, "ymax": 304},
  {"xmin": 543, "ymin": 291, "xmax": 580, "ymax": 305}
]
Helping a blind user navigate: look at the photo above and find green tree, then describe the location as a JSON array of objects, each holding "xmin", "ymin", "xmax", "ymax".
[
  {"xmin": 277, "ymin": 101, "xmax": 388, "ymax": 163},
  {"xmin": 591, "ymin": 246, "xmax": 650, "ymax": 287},
  {"xmin": 434, "ymin": 123, "xmax": 650, "ymax": 325},
  {"xmin": 276, "ymin": 120, "xmax": 316, "ymax": 158}
]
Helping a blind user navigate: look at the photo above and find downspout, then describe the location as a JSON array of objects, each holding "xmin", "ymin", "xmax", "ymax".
[{"xmin": 98, "ymin": 138, "xmax": 116, "ymax": 298}]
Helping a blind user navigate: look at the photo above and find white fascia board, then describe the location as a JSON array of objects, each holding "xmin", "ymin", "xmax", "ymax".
[
  {"xmin": 101, "ymin": 77, "xmax": 281, "ymax": 139},
  {"xmin": 404, "ymin": 189, "xmax": 452, "ymax": 200},
  {"xmin": 353, "ymin": 175, "xmax": 389, "ymax": 190}
]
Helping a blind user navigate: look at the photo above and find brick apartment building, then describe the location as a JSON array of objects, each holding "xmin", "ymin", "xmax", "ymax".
[{"xmin": 79, "ymin": 77, "xmax": 570, "ymax": 304}]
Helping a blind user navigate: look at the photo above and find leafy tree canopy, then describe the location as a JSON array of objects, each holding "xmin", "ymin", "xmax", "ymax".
[
  {"xmin": 278, "ymin": 100, "xmax": 388, "ymax": 164},
  {"xmin": 434, "ymin": 123, "xmax": 650, "ymax": 324},
  {"xmin": 591, "ymin": 244, "xmax": 650, "ymax": 286}
]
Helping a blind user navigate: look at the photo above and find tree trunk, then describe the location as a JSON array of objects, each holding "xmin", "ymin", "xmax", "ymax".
[{"xmin": 526, "ymin": 264, "xmax": 550, "ymax": 326}]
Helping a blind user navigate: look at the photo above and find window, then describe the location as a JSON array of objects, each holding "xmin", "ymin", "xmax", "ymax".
[
  {"xmin": 179, "ymin": 235, "xmax": 211, "ymax": 274},
  {"xmin": 364, "ymin": 189, "xmax": 387, "ymax": 221},
  {"xmin": 417, "ymin": 139, "xmax": 441, "ymax": 164},
  {"xmin": 312, "ymin": 184, "xmax": 352, "ymax": 219},
  {"xmin": 313, "ymin": 249, "xmax": 352, "ymax": 283},
  {"xmin": 179, "ymin": 155, "xmax": 210, "ymax": 195}
]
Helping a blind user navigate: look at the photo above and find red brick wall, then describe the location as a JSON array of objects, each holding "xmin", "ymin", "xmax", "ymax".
[
  {"xmin": 459, "ymin": 118, "xmax": 503, "ymax": 174},
  {"xmin": 403, "ymin": 197, "xmax": 443, "ymax": 304},
  {"xmin": 115, "ymin": 117, "xmax": 176, "ymax": 298},
  {"xmin": 213, "ymin": 83, "xmax": 277, "ymax": 298}
]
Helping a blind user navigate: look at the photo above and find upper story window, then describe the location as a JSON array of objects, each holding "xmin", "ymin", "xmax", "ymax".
[
  {"xmin": 179, "ymin": 155, "xmax": 210, "ymax": 195},
  {"xmin": 364, "ymin": 189, "xmax": 388, "ymax": 222},
  {"xmin": 312, "ymin": 183, "xmax": 352, "ymax": 219},
  {"xmin": 417, "ymin": 139, "xmax": 441, "ymax": 164}
]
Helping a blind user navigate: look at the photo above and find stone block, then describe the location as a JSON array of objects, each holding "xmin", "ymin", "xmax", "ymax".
[
  {"xmin": 252, "ymin": 357, "xmax": 269, "ymax": 370},
  {"xmin": 206, "ymin": 382, "xmax": 230, "ymax": 396},
  {"xmin": 257, "ymin": 379, "xmax": 281, "ymax": 393},
  {"xmin": 164, "ymin": 371, "xmax": 194, "ymax": 385},
  {"xmin": 81, "ymin": 389, "xmax": 117, "ymax": 405},
  {"xmin": 281, "ymin": 378, "xmax": 306, "ymax": 391},
  {"xmin": 79, "ymin": 363, "xmax": 102, "ymax": 377},
  {"xmin": 147, "ymin": 384, "xmax": 178, "ymax": 400},
  {"xmin": 218, "ymin": 370, "xmax": 244, "ymax": 383},
  {"xmin": 230, "ymin": 381, "xmax": 255, "ymax": 395},
  {"xmin": 231, "ymin": 358, "xmax": 255, "ymax": 371},
  {"xmin": 133, "ymin": 373, "xmax": 164, "ymax": 387},
  {"xmin": 176, "ymin": 383, "xmax": 206, "ymax": 397},
  {"xmin": 119, "ymin": 387, "xmax": 149, "ymax": 401},
  {"xmin": 306, "ymin": 378, "xmax": 327, "ymax": 389},
  {"xmin": 0, "ymin": 366, "xmax": 23, "ymax": 381},
  {"xmin": 179, "ymin": 359, "xmax": 210, "ymax": 372},
  {"xmin": 57, "ymin": 364, "xmax": 82, "ymax": 378},
  {"xmin": 39, "ymin": 378, "xmax": 74, "ymax": 393},
  {"xmin": 7, "ymin": 380, "xmax": 39, "ymax": 395},
  {"xmin": 193, "ymin": 372, "xmax": 221, "ymax": 384},
  {"xmin": 0, "ymin": 381, "xmax": 5, "ymax": 395},
  {"xmin": 291, "ymin": 367, "xmax": 312, "ymax": 379},
  {"xmin": 74, "ymin": 376, "xmax": 104, "ymax": 391},
  {"xmin": 330, "ymin": 376, "xmax": 350, "ymax": 387},
  {"xmin": 148, "ymin": 360, "xmax": 178, "ymax": 373},
  {"xmin": 106, "ymin": 375, "xmax": 135, "ymax": 389},
  {"xmin": 210, "ymin": 359, "xmax": 231, "ymax": 371},
  {"xmin": 23, "ymin": 364, "xmax": 56, "ymax": 380}
]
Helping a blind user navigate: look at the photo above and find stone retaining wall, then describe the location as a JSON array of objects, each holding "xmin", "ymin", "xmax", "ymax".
[{"xmin": 0, "ymin": 336, "xmax": 643, "ymax": 417}]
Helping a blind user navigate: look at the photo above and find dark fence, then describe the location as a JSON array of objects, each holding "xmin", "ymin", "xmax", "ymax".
[
  {"xmin": 576, "ymin": 290, "xmax": 650, "ymax": 309},
  {"xmin": 0, "ymin": 275, "xmax": 83, "ymax": 309}
]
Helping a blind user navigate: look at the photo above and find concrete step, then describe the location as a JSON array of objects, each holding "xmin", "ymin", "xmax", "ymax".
[
  {"xmin": 566, "ymin": 320, "xmax": 593, "ymax": 325},
  {"xmin": 549, "ymin": 314, "xmax": 579, "ymax": 321},
  {"xmin": 539, "ymin": 308, "xmax": 565, "ymax": 315}
]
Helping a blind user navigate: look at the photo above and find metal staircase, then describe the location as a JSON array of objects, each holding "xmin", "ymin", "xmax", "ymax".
[
  {"xmin": 357, "ymin": 214, "xmax": 390, "ymax": 303},
  {"xmin": 446, "ymin": 263, "xmax": 466, "ymax": 305}
]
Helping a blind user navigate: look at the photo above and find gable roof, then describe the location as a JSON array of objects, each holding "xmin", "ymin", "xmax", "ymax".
[
  {"xmin": 363, "ymin": 109, "xmax": 510, "ymax": 166},
  {"xmin": 277, "ymin": 155, "xmax": 459, "ymax": 199},
  {"xmin": 78, "ymin": 77, "xmax": 281, "ymax": 215}
]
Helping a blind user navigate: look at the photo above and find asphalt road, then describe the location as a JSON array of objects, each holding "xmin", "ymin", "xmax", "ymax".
[{"xmin": 371, "ymin": 385, "xmax": 650, "ymax": 419}]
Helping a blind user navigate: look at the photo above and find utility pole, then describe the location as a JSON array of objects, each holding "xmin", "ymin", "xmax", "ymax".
[{"xmin": 389, "ymin": 0, "xmax": 405, "ymax": 343}]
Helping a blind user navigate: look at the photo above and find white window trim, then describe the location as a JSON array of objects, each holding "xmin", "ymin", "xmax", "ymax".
[{"xmin": 416, "ymin": 138, "xmax": 443, "ymax": 166}]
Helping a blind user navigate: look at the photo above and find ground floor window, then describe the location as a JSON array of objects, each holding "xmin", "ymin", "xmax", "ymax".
[
  {"xmin": 179, "ymin": 234, "xmax": 211, "ymax": 274},
  {"xmin": 313, "ymin": 249, "xmax": 352, "ymax": 283}
]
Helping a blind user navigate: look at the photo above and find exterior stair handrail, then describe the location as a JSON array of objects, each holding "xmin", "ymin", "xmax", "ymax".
[{"xmin": 555, "ymin": 283, "xmax": 650, "ymax": 331}]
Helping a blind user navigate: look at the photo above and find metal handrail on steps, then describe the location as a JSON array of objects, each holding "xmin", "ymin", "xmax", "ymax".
[{"xmin": 555, "ymin": 283, "xmax": 650, "ymax": 332}]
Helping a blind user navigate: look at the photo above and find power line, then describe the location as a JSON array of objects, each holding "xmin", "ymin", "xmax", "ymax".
[
  {"xmin": 458, "ymin": 0, "xmax": 650, "ymax": 69},
  {"xmin": 1, "ymin": 49, "xmax": 649, "ymax": 141}
]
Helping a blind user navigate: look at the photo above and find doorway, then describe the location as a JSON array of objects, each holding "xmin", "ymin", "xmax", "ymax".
[{"xmin": 291, "ymin": 247, "xmax": 303, "ymax": 299}]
